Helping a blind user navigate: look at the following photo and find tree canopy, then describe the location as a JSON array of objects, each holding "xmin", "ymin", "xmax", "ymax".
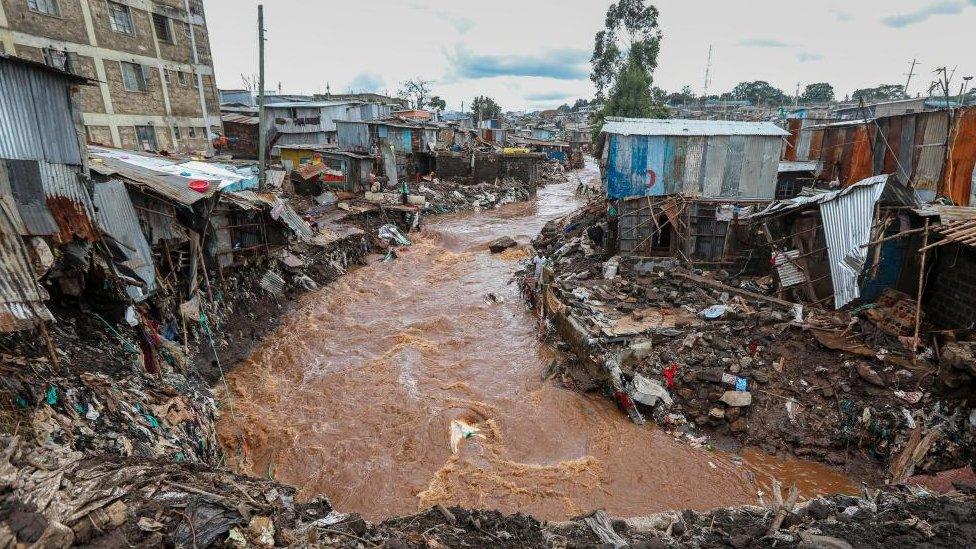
[
  {"xmin": 730, "ymin": 81, "xmax": 788, "ymax": 106},
  {"xmin": 428, "ymin": 95, "xmax": 447, "ymax": 112},
  {"xmin": 471, "ymin": 95, "xmax": 502, "ymax": 121},
  {"xmin": 397, "ymin": 77, "xmax": 433, "ymax": 110},
  {"xmin": 590, "ymin": 0, "xmax": 662, "ymax": 98},
  {"xmin": 851, "ymin": 84, "xmax": 907, "ymax": 103},
  {"xmin": 800, "ymin": 82, "xmax": 835, "ymax": 104}
]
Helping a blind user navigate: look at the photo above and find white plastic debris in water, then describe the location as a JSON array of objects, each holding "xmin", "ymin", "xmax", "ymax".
[
  {"xmin": 378, "ymin": 224, "xmax": 411, "ymax": 246},
  {"xmin": 449, "ymin": 419, "xmax": 485, "ymax": 453},
  {"xmin": 630, "ymin": 374, "xmax": 673, "ymax": 407},
  {"xmin": 125, "ymin": 305, "xmax": 139, "ymax": 326}
]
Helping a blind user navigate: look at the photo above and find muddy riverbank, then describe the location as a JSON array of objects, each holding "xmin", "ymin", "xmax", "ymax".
[{"xmin": 217, "ymin": 161, "xmax": 860, "ymax": 523}]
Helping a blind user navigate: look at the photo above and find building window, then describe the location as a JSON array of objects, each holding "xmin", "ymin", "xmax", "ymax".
[
  {"xmin": 152, "ymin": 13, "xmax": 173, "ymax": 43},
  {"xmin": 107, "ymin": 1, "xmax": 134, "ymax": 35},
  {"xmin": 120, "ymin": 61, "xmax": 147, "ymax": 92},
  {"xmin": 42, "ymin": 48, "xmax": 71, "ymax": 72},
  {"xmin": 135, "ymin": 125, "xmax": 158, "ymax": 152},
  {"xmin": 177, "ymin": 71, "xmax": 188, "ymax": 86},
  {"xmin": 27, "ymin": 0, "xmax": 60, "ymax": 16},
  {"xmin": 188, "ymin": 127, "xmax": 196, "ymax": 138},
  {"xmin": 174, "ymin": 127, "xmax": 182, "ymax": 139}
]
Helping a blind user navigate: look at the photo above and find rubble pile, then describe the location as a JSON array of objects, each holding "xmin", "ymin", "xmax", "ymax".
[
  {"xmin": 419, "ymin": 177, "xmax": 537, "ymax": 213},
  {"xmin": 539, "ymin": 159, "xmax": 568, "ymax": 183},
  {"xmin": 3, "ymin": 431, "xmax": 973, "ymax": 548},
  {"xmin": 524, "ymin": 198, "xmax": 976, "ymax": 479}
]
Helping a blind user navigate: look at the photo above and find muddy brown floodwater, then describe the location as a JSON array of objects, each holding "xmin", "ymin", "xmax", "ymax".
[{"xmin": 218, "ymin": 161, "xmax": 857, "ymax": 521}]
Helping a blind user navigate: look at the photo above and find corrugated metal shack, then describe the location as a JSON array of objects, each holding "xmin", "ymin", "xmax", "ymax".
[
  {"xmin": 744, "ymin": 175, "xmax": 920, "ymax": 310},
  {"xmin": 599, "ymin": 118, "xmax": 789, "ymax": 200},
  {"xmin": 266, "ymin": 101, "xmax": 393, "ymax": 155},
  {"xmin": 335, "ymin": 119, "xmax": 440, "ymax": 179},
  {"xmin": 0, "ymin": 55, "xmax": 93, "ymax": 331},
  {"xmin": 806, "ymin": 107, "xmax": 976, "ymax": 206},
  {"xmin": 221, "ymin": 113, "xmax": 260, "ymax": 159},
  {"xmin": 600, "ymin": 118, "xmax": 789, "ymax": 267},
  {"xmin": 0, "ymin": 54, "xmax": 97, "ymax": 246}
]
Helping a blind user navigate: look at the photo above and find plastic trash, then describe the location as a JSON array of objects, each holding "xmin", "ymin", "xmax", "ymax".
[
  {"xmin": 449, "ymin": 419, "xmax": 484, "ymax": 453},
  {"xmin": 630, "ymin": 374, "xmax": 673, "ymax": 407},
  {"xmin": 46, "ymin": 385, "xmax": 58, "ymax": 405},
  {"xmin": 699, "ymin": 304, "xmax": 727, "ymax": 319},
  {"xmin": 378, "ymin": 224, "xmax": 411, "ymax": 246},
  {"xmin": 188, "ymin": 179, "xmax": 210, "ymax": 193},
  {"xmin": 602, "ymin": 256, "xmax": 619, "ymax": 280},
  {"xmin": 735, "ymin": 377, "xmax": 748, "ymax": 392}
]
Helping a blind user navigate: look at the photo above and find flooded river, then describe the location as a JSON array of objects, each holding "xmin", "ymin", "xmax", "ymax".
[{"xmin": 218, "ymin": 162, "xmax": 856, "ymax": 521}]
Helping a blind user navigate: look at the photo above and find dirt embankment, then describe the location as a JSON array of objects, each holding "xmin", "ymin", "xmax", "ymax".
[{"xmin": 523, "ymin": 198, "xmax": 976, "ymax": 486}]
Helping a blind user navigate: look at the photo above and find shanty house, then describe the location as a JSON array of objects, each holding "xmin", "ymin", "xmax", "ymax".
[
  {"xmin": 806, "ymin": 107, "xmax": 976, "ymax": 206},
  {"xmin": 220, "ymin": 113, "xmax": 260, "ymax": 159},
  {"xmin": 598, "ymin": 118, "xmax": 789, "ymax": 200},
  {"xmin": 266, "ymin": 101, "xmax": 393, "ymax": 155},
  {"xmin": 1, "ymin": 55, "xmax": 94, "ymax": 331}
]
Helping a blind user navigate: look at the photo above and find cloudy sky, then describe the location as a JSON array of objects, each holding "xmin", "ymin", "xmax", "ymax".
[{"xmin": 206, "ymin": 0, "xmax": 976, "ymax": 111}]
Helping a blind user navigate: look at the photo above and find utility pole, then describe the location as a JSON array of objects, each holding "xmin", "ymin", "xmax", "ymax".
[
  {"xmin": 257, "ymin": 4, "xmax": 266, "ymax": 191},
  {"xmin": 904, "ymin": 58, "xmax": 917, "ymax": 97},
  {"xmin": 702, "ymin": 44, "xmax": 713, "ymax": 99}
]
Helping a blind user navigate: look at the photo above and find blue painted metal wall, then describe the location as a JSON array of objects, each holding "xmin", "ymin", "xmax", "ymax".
[{"xmin": 605, "ymin": 133, "xmax": 780, "ymax": 199}]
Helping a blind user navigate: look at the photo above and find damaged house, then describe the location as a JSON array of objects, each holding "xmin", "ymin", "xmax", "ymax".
[
  {"xmin": 597, "ymin": 117, "xmax": 789, "ymax": 269},
  {"xmin": 267, "ymin": 100, "xmax": 393, "ymax": 163},
  {"xmin": 1, "ymin": 55, "xmax": 95, "ymax": 331}
]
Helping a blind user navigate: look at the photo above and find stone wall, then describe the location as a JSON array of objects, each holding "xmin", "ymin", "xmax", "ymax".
[{"xmin": 925, "ymin": 243, "xmax": 976, "ymax": 329}]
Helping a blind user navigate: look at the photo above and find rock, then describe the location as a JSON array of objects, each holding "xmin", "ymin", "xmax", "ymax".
[
  {"xmin": 720, "ymin": 391, "xmax": 752, "ymax": 407},
  {"xmin": 247, "ymin": 516, "xmax": 275, "ymax": 547},
  {"xmin": 730, "ymin": 534, "xmax": 753, "ymax": 549},
  {"xmin": 856, "ymin": 362, "xmax": 885, "ymax": 387},
  {"xmin": 729, "ymin": 419, "xmax": 748, "ymax": 433},
  {"xmin": 805, "ymin": 499, "xmax": 832, "ymax": 520},
  {"xmin": 709, "ymin": 407, "xmax": 725, "ymax": 419},
  {"xmin": 488, "ymin": 236, "xmax": 517, "ymax": 253}
]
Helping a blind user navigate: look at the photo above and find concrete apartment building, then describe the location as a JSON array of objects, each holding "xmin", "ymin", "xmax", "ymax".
[{"xmin": 0, "ymin": 0, "xmax": 221, "ymax": 154}]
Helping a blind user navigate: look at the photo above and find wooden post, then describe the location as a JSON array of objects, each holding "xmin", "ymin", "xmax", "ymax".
[
  {"xmin": 39, "ymin": 323, "xmax": 61, "ymax": 372},
  {"xmin": 912, "ymin": 219, "xmax": 930, "ymax": 363}
]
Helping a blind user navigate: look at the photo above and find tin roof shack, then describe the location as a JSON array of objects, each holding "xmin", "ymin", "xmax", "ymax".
[
  {"xmin": 0, "ymin": 55, "xmax": 97, "ymax": 331},
  {"xmin": 335, "ymin": 119, "xmax": 439, "ymax": 181},
  {"xmin": 807, "ymin": 107, "xmax": 976, "ymax": 206},
  {"xmin": 220, "ymin": 113, "xmax": 260, "ymax": 159},
  {"xmin": 745, "ymin": 174, "xmax": 921, "ymax": 310},
  {"xmin": 915, "ymin": 207, "xmax": 976, "ymax": 331},
  {"xmin": 599, "ymin": 118, "xmax": 788, "ymax": 267},
  {"xmin": 267, "ymin": 101, "xmax": 393, "ymax": 156},
  {"xmin": 509, "ymin": 135, "xmax": 571, "ymax": 165},
  {"xmin": 317, "ymin": 150, "xmax": 376, "ymax": 194}
]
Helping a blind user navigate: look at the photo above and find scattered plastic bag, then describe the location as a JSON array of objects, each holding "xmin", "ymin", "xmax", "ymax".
[
  {"xmin": 699, "ymin": 304, "xmax": 727, "ymax": 319},
  {"xmin": 449, "ymin": 419, "xmax": 485, "ymax": 453},
  {"xmin": 378, "ymin": 224, "xmax": 411, "ymax": 246},
  {"xmin": 631, "ymin": 374, "xmax": 673, "ymax": 407}
]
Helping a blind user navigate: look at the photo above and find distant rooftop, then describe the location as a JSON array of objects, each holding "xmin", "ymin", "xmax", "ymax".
[{"xmin": 601, "ymin": 117, "xmax": 789, "ymax": 137}]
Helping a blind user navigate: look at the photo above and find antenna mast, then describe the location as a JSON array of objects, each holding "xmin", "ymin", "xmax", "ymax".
[{"xmin": 703, "ymin": 45, "xmax": 713, "ymax": 98}]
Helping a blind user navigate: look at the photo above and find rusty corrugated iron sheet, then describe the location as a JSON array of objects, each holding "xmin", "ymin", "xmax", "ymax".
[
  {"xmin": 41, "ymin": 161, "xmax": 98, "ymax": 244},
  {"xmin": 0, "ymin": 199, "xmax": 53, "ymax": 332},
  {"xmin": 944, "ymin": 108, "xmax": 976, "ymax": 206}
]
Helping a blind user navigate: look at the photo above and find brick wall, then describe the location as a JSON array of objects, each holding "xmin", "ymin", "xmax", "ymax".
[
  {"xmin": 89, "ymin": 0, "xmax": 156, "ymax": 57},
  {"xmin": 85, "ymin": 125, "xmax": 113, "ymax": 146},
  {"xmin": 435, "ymin": 153, "xmax": 471, "ymax": 179},
  {"xmin": 472, "ymin": 152, "xmax": 498, "ymax": 183},
  {"xmin": 165, "ymin": 69, "xmax": 201, "ymax": 116},
  {"xmin": 118, "ymin": 125, "xmax": 138, "ymax": 149},
  {"xmin": 499, "ymin": 155, "xmax": 541, "ymax": 184},
  {"xmin": 924, "ymin": 243, "xmax": 976, "ymax": 329},
  {"xmin": 74, "ymin": 55, "xmax": 106, "ymax": 113},
  {"xmin": 103, "ymin": 61, "xmax": 166, "ymax": 115},
  {"xmin": 1, "ymin": 0, "xmax": 90, "ymax": 45},
  {"xmin": 155, "ymin": 18, "xmax": 194, "ymax": 64}
]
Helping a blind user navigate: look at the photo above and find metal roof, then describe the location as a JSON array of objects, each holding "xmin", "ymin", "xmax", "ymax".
[
  {"xmin": 264, "ymin": 100, "xmax": 363, "ymax": 109},
  {"xmin": 0, "ymin": 199, "xmax": 54, "ymax": 332},
  {"xmin": 778, "ymin": 161, "xmax": 821, "ymax": 173},
  {"xmin": 92, "ymin": 180, "xmax": 156, "ymax": 301},
  {"xmin": 221, "ymin": 113, "xmax": 259, "ymax": 125},
  {"xmin": 601, "ymin": 117, "xmax": 790, "ymax": 137}
]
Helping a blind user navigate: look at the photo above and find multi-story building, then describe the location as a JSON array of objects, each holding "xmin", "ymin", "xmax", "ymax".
[{"xmin": 0, "ymin": 0, "xmax": 221, "ymax": 154}]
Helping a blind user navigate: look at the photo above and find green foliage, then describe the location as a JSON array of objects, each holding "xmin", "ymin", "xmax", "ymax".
[
  {"xmin": 428, "ymin": 95, "xmax": 447, "ymax": 112},
  {"xmin": 471, "ymin": 95, "xmax": 502, "ymax": 121},
  {"xmin": 593, "ymin": 58, "xmax": 668, "ymax": 136},
  {"xmin": 730, "ymin": 81, "xmax": 789, "ymax": 106},
  {"xmin": 851, "ymin": 84, "xmax": 907, "ymax": 103},
  {"xmin": 800, "ymin": 82, "xmax": 835, "ymax": 104},
  {"xmin": 590, "ymin": 0, "xmax": 662, "ymax": 97}
]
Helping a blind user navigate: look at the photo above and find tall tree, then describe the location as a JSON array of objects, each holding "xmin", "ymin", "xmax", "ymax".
[
  {"xmin": 730, "ymin": 81, "xmax": 789, "ymax": 105},
  {"xmin": 601, "ymin": 59, "xmax": 668, "ymax": 121},
  {"xmin": 590, "ymin": 0, "xmax": 662, "ymax": 99},
  {"xmin": 851, "ymin": 84, "xmax": 907, "ymax": 103},
  {"xmin": 471, "ymin": 95, "xmax": 501, "ymax": 121},
  {"xmin": 428, "ymin": 95, "xmax": 447, "ymax": 112},
  {"xmin": 397, "ymin": 77, "xmax": 433, "ymax": 109},
  {"xmin": 800, "ymin": 82, "xmax": 835, "ymax": 104}
]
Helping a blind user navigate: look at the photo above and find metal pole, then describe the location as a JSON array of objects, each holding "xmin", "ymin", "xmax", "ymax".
[{"xmin": 258, "ymin": 4, "xmax": 266, "ymax": 190}]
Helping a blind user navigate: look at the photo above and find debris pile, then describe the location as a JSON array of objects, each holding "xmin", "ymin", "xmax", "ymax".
[
  {"xmin": 538, "ymin": 159, "xmax": 567, "ymax": 183},
  {"xmin": 418, "ymin": 177, "xmax": 537, "ymax": 213},
  {"xmin": 523, "ymin": 197, "xmax": 976, "ymax": 480},
  {"xmin": 3, "ymin": 432, "xmax": 973, "ymax": 548}
]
